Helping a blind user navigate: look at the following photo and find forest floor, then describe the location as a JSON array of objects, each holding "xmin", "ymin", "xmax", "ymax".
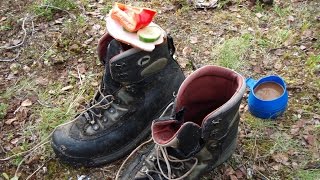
[{"xmin": 0, "ymin": 0, "xmax": 319, "ymax": 179}]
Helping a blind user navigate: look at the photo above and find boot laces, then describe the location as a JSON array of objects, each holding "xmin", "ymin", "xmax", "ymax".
[
  {"xmin": 153, "ymin": 144, "xmax": 198, "ymax": 180},
  {"xmin": 115, "ymin": 102, "xmax": 198, "ymax": 180},
  {"xmin": 83, "ymin": 86, "xmax": 114, "ymax": 125}
]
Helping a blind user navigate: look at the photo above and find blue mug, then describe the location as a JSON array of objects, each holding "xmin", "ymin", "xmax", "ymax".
[{"xmin": 246, "ymin": 75, "xmax": 288, "ymax": 119}]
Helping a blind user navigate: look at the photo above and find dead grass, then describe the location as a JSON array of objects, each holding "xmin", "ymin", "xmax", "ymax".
[{"xmin": 0, "ymin": 0, "xmax": 319, "ymax": 179}]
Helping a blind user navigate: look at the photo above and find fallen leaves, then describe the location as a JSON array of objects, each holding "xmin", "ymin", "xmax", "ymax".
[
  {"xmin": 189, "ymin": 36, "xmax": 198, "ymax": 44},
  {"xmin": 21, "ymin": 99, "xmax": 32, "ymax": 107},
  {"xmin": 4, "ymin": 117, "xmax": 17, "ymax": 125},
  {"xmin": 272, "ymin": 153, "xmax": 289, "ymax": 165},
  {"xmin": 61, "ymin": 85, "xmax": 74, "ymax": 91},
  {"xmin": 303, "ymin": 135, "xmax": 315, "ymax": 146}
]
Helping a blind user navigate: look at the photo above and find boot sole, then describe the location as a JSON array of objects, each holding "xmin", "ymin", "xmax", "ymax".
[{"xmin": 52, "ymin": 99, "xmax": 175, "ymax": 167}]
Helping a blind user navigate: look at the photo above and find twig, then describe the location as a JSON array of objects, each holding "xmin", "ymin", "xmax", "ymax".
[
  {"xmin": 26, "ymin": 159, "xmax": 50, "ymax": 180},
  {"xmin": 0, "ymin": 143, "xmax": 6, "ymax": 153},
  {"xmin": 31, "ymin": 19, "xmax": 35, "ymax": 37},
  {"xmin": 38, "ymin": 5, "xmax": 76, "ymax": 19},
  {"xmin": 0, "ymin": 16, "xmax": 28, "ymax": 50},
  {"xmin": 0, "ymin": 50, "xmax": 21, "ymax": 62},
  {"xmin": 38, "ymin": 42, "xmax": 56, "ymax": 61},
  {"xmin": 13, "ymin": 105, "xmax": 21, "ymax": 114},
  {"xmin": 77, "ymin": 65, "xmax": 83, "ymax": 86},
  {"xmin": 256, "ymin": 169, "xmax": 270, "ymax": 180},
  {"xmin": 14, "ymin": 141, "xmax": 50, "ymax": 177},
  {"xmin": 37, "ymin": 99, "xmax": 53, "ymax": 108}
]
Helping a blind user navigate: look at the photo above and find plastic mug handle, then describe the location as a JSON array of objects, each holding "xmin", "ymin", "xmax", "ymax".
[{"xmin": 246, "ymin": 78, "xmax": 257, "ymax": 90}]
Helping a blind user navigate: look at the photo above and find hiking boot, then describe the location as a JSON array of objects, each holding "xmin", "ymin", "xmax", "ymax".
[
  {"xmin": 118, "ymin": 65, "xmax": 246, "ymax": 179},
  {"xmin": 51, "ymin": 33, "xmax": 185, "ymax": 167}
]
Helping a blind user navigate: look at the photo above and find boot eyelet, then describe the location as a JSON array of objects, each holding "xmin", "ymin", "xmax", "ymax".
[
  {"xmin": 103, "ymin": 117, "xmax": 108, "ymax": 122},
  {"xmin": 93, "ymin": 124, "xmax": 100, "ymax": 131},
  {"xmin": 141, "ymin": 166, "xmax": 148, "ymax": 173},
  {"xmin": 108, "ymin": 107, "xmax": 116, "ymax": 114},
  {"xmin": 115, "ymin": 63, "xmax": 126, "ymax": 69}
]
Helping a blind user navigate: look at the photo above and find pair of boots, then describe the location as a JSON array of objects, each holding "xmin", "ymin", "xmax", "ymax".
[{"xmin": 51, "ymin": 33, "xmax": 246, "ymax": 179}]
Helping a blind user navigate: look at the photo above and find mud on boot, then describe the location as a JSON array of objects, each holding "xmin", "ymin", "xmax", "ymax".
[
  {"xmin": 51, "ymin": 33, "xmax": 185, "ymax": 167},
  {"xmin": 118, "ymin": 65, "xmax": 246, "ymax": 179}
]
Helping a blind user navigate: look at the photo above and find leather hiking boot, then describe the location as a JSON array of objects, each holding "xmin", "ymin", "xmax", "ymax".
[
  {"xmin": 118, "ymin": 65, "xmax": 246, "ymax": 180},
  {"xmin": 51, "ymin": 33, "xmax": 185, "ymax": 167}
]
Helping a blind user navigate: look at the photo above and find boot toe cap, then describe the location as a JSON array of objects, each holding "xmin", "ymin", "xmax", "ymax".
[{"xmin": 51, "ymin": 123, "xmax": 98, "ymax": 166}]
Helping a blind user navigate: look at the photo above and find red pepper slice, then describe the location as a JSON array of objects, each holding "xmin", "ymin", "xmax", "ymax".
[{"xmin": 110, "ymin": 3, "xmax": 157, "ymax": 32}]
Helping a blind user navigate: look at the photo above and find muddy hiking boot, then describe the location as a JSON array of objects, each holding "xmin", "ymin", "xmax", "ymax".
[
  {"xmin": 118, "ymin": 65, "xmax": 246, "ymax": 180},
  {"xmin": 51, "ymin": 33, "xmax": 185, "ymax": 167}
]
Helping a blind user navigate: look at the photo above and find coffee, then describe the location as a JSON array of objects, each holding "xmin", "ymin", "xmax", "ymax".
[{"xmin": 254, "ymin": 82, "xmax": 284, "ymax": 100}]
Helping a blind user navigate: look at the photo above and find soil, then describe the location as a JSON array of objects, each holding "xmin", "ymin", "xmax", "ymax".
[{"xmin": 0, "ymin": 0, "xmax": 319, "ymax": 179}]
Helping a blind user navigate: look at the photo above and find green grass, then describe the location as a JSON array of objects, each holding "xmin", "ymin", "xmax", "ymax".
[
  {"xmin": 273, "ymin": 5, "xmax": 291, "ymax": 17},
  {"xmin": 306, "ymin": 55, "xmax": 320, "ymax": 73},
  {"xmin": 32, "ymin": 0, "xmax": 78, "ymax": 20},
  {"xmin": 0, "ymin": 103, "xmax": 8, "ymax": 119},
  {"xmin": 245, "ymin": 114, "xmax": 276, "ymax": 131},
  {"xmin": 269, "ymin": 132, "xmax": 300, "ymax": 154},
  {"xmin": 100, "ymin": 3, "xmax": 113, "ymax": 15},
  {"xmin": 295, "ymin": 169, "xmax": 320, "ymax": 180},
  {"xmin": 0, "ymin": 78, "xmax": 37, "ymax": 100},
  {"xmin": 211, "ymin": 34, "xmax": 251, "ymax": 71},
  {"xmin": 37, "ymin": 104, "xmax": 75, "ymax": 138}
]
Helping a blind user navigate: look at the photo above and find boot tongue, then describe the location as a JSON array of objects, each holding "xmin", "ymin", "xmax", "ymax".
[
  {"xmin": 152, "ymin": 119, "xmax": 202, "ymax": 158},
  {"xmin": 102, "ymin": 39, "xmax": 124, "ymax": 94}
]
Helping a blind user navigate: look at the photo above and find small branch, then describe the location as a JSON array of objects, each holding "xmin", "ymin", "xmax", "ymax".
[
  {"xmin": 14, "ymin": 141, "xmax": 49, "ymax": 178},
  {"xmin": 37, "ymin": 100, "xmax": 53, "ymax": 108},
  {"xmin": 26, "ymin": 159, "xmax": 50, "ymax": 180},
  {"xmin": 31, "ymin": 19, "xmax": 35, "ymax": 37},
  {"xmin": 256, "ymin": 169, "xmax": 270, "ymax": 180},
  {"xmin": 0, "ymin": 50, "xmax": 21, "ymax": 62},
  {"xmin": 77, "ymin": 65, "xmax": 83, "ymax": 86},
  {"xmin": 0, "ymin": 16, "xmax": 28, "ymax": 50}
]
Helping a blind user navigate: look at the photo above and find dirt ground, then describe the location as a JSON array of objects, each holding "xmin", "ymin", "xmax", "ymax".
[{"xmin": 0, "ymin": 0, "xmax": 319, "ymax": 179}]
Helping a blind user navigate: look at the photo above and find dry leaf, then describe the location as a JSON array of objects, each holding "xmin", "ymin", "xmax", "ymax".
[
  {"xmin": 253, "ymin": 65, "xmax": 263, "ymax": 73},
  {"xmin": 61, "ymin": 85, "xmax": 74, "ymax": 91},
  {"xmin": 235, "ymin": 169, "xmax": 244, "ymax": 178},
  {"xmin": 272, "ymin": 164, "xmax": 281, "ymax": 170},
  {"xmin": 256, "ymin": 13, "xmax": 263, "ymax": 18},
  {"xmin": 300, "ymin": 45, "xmax": 307, "ymax": 50},
  {"xmin": 274, "ymin": 61, "xmax": 282, "ymax": 70},
  {"xmin": 92, "ymin": 24, "xmax": 101, "ymax": 31},
  {"xmin": 21, "ymin": 99, "xmax": 32, "ymax": 107},
  {"xmin": 91, "ymin": 81, "xmax": 99, "ymax": 87},
  {"xmin": 35, "ymin": 77, "xmax": 49, "ymax": 86},
  {"xmin": 12, "ymin": 39, "xmax": 21, "ymax": 46},
  {"xmin": 190, "ymin": 36, "xmax": 198, "ymax": 44},
  {"xmin": 77, "ymin": 64, "xmax": 87, "ymax": 74},
  {"xmin": 84, "ymin": 37, "xmax": 94, "ymax": 45},
  {"xmin": 272, "ymin": 153, "xmax": 289, "ymax": 164},
  {"xmin": 303, "ymin": 135, "xmax": 315, "ymax": 146},
  {"xmin": 228, "ymin": 6, "xmax": 238, "ymax": 12},
  {"xmin": 288, "ymin": 15, "xmax": 295, "ymax": 22},
  {"xmin": 290, "ymin": 127, "xmax": 300, "ymax": 136},
  {"xmin": 5, "ymin": 118, "xmax": 17, "ymax": 125},
  {"xmin": 274, "ymin": 49, "xmax": 285, "ymax": 56},
  {"xmin": 230, "ymin": 175, "xmax": 238, "ymax": 180},
  {"xmin": 301, "ymin": 30, "xmax": 313, "ymax": 40},
  {"xmin": 182, "ymin": 46, "xmax": 192, "ymax": 56},
  {"xmin": 10, "ymin": 138, "xmax": 19, "ymax": 145}
]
